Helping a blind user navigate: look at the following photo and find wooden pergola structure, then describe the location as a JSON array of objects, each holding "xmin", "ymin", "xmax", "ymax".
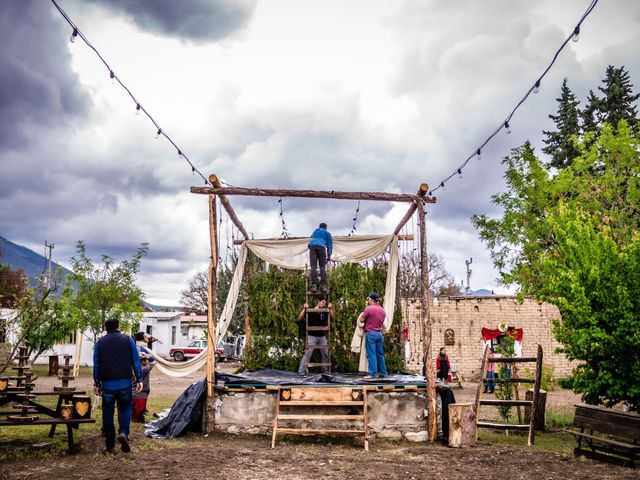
[{"xmin": 191, "ymin": 174, "xmax": 439, "ymax": 439}]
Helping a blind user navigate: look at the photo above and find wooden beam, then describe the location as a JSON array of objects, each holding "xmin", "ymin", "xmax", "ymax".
[
  {"xmin": 209, "ymin": 175, "xmax": 249, "ymax": 240},
  {"xmin": 418, "ymin": 199, "xmax": 437, "ymax": 441},
  {"xmin": 204, "ymin": 194, "xmax": 218, "ymax": 434},
  {"xmin": 393, "ymin": 184, "xmax": 432, "ymax": 235},
  {"xmin": 191, "ymin": 185, "xmax": 436, "ymax": 203}
]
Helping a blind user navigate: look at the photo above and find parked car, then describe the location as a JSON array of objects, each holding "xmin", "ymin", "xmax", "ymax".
[{"xmin": 169, "ymin": 339, "xmax": 225, "ymax": 362}]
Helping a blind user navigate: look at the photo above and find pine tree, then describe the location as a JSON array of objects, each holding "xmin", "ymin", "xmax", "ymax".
[
  {"xmin": 580, "ymin": 90, "xmax": 600, "ymax": 135},
  {"xmin": 596, "ymin": 65, "xmax": 639, "ymax": 128},
  {"xmin": 542, "ymin": 78, "xmax": 581, "ymax": 169}
]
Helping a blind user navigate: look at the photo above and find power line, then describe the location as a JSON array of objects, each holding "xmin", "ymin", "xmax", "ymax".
[
  {"xmin": 428, "ymin": 0, "xmax": 599, "ymax": 196},
  {"xmin": 51, "ymin": 0, "xmax": 212, "ymax": 187}
]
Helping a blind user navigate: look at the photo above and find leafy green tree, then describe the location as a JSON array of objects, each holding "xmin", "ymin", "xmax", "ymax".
[
  {"xmin": 244, "ymin": 255, "xmax": 404, "ymax": 373},
  {"xmin": 473, "ymin": 122, "xmax": 640, "ymax": 409},
  {"xmin": 0, "ymin": 263, "xmax": 28, "ymax": 308},
  {"xmin": 539, "ymin": 208, "xmax": 640, "ymax": 409},
  {"xmin": 68, "ymin": 241, "xmax": 148, "ymax": 342},
  {"xmin": 542, "ymin": 79, "xmax": 581, "ymax": 169},
  {"xmin": 0, "ymin": 269, "xmax": 76, "ymax": 373},
  {"xmin": 580, "ymin": 90, "xmax": 600, "ymax": 136}
]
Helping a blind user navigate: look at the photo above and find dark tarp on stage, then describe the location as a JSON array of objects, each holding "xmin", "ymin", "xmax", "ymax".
[{"xmin": 145, "ymin": 369, "xmax": 455, "ymax": 439}]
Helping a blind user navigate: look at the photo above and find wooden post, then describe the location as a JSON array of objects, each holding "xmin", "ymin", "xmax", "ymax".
[
  {"xmin": 525, "ymin": 389, "xmax": 547, "ymax": 431},
  {"xmin": 448, "ymin": 403, "xmax": 476, "ymax": 448},
  {"xmin": 204, "ymin": 194, "xmax": 218, "ymax": 433},
  {"xmin": 528, "ymin": 345, "xmax": 544, "ymax": 446},
  {"xmin": 418, "ymin": 199, "xmax": 437, "ymax": 441},
  {"xmin": 393, "ymin": 183, "xmax": 430, "ymax": 235},
  {"xmin": 191, "ymin": 186, "xmax": 436, "ymax": 204},
  {"xmin": 209, "ymin": 174, "xmax": 249, "ymax": 239}
]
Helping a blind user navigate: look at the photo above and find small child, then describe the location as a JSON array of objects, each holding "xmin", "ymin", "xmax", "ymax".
[{"xmin": 132, "ymin": 352, "xmax": 154, "ymax": 423}]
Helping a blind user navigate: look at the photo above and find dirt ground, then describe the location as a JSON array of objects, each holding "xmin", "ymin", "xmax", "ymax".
[{"xmin": 1, "ymin": 365, "xmax": 638, "ymax": 480}]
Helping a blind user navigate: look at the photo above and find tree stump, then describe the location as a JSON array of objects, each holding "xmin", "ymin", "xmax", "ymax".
[
  {"xmin": 524, "ymin": 389, "xmax": 547, "ymax": 431},
  {"xmin": 448, "ymin": 403, "xmax": 476, "ymax": 448}
]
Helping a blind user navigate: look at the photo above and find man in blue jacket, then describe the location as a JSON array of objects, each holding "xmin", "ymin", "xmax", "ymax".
[
  {"xmin": 94, "ymin": 318, "xmax": 143, "ymax": 454},
  {"xmin": 308, "ymin": 222, "xmax": 333, "ymax": 292}
]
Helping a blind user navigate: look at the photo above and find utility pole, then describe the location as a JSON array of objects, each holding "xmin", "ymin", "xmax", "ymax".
[
  {"xmin": 44, "ymin": 241, "xmax": 55, "ymax": 288},
  {"xmin": 465, "ymin": 257, "xmax": 472, "ymax": 295}
]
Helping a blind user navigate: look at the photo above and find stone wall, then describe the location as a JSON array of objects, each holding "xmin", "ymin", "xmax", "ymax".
[{"xmin": 401, "ymin": 296, "xmax": 575, "ymax": 379}]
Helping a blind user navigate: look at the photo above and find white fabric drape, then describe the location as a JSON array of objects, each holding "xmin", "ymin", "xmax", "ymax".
[
  {"xmin": 148, "ymin": 234, "xmax": 400, "ymax": 377},
  {"xmin": 244, "ymin": 235, "xmax": 394, "ymax": 270}
]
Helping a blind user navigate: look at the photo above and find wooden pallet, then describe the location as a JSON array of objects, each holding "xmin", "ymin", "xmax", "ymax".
[{"xmin": 271, "ymin": 386, "xmax": 369, "ymax": 450}]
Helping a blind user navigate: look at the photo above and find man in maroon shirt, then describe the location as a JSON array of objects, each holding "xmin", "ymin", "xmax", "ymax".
[{"xmin": 360, "ymin": 293, "xmax": 388, "ymax": 379}]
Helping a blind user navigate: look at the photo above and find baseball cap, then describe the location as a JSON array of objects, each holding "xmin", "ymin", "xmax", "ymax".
[{"xmin": 368, "ymin": 293, "xmax": 381, "ymax": 301}]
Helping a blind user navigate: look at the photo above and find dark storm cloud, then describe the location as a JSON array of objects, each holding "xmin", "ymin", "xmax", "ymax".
[
  {"xmin": 0, "ymin": 0, "xmax": 89, "ymax": 149},
  {"xmin": 86, "ymin": 0, "xmax": 257, "ymax": 43}
]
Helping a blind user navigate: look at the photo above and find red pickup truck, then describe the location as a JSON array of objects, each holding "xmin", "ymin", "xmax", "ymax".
[{"xmin": 169, "ymin": 340, "xmax": 225, "ymax": 362}]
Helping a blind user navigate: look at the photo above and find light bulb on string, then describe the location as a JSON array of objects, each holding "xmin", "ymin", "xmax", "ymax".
[
  {"xmin": 191, "ymin": 166, "xmax": 195, "ymax": 174},
  {"xmin": 109, "ymin": 70, "xmax": 115, "ymax": 85},
  {"xmin": 476, "ymin": 148, "xmax": 481, "ymax": 161},
  {"xmin": 504, "ymin": 121, "xmax": 512, "ymax": 134},
  {"xmin": 155, "ymin": 128, "xmax": 162, "ymax": 139},
  {"xmin": 533, "ymin": 80, "xmax": 540, "ymax": 94},
  {"xmin": 572, "ymin": 26, "xmax": 580, "ymax": 42},
  {"xmin": 135, "ymin": 103, "xmax": 141, "ymax": 115},
  {"xmin": 457, "ymin": 169, "xmax": 463, "ymax": 179},
  {"xmin": 70, "ymin": 28, "xmax": 78, "ymax": 43},
  {"xmin": 440, "ymin": 182, "xmax": 444, "ymax": 189}
]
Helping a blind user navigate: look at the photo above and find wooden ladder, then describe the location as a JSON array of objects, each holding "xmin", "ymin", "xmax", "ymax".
[
  {"xmin": 271, "ymin": 386, "xmax": 369, "ymax": 450},
  {"xmin": 303, "ymin": 270, "xmax": 331, "ymax": 374},
  {"xmin": 475, "ymin": 344, "xmax": 543, "ymax": 446}
]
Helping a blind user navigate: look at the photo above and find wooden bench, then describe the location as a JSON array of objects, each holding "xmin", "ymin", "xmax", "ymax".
[
  {"xmin": 564, "ymin": 403, "xmax": 640, "ymax": 467},
  {"xmin": 0, "ymin": 418, "xmax": 95, "ymax": 455}
]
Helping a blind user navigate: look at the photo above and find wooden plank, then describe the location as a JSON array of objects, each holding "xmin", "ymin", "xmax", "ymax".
[
  {"xmin": 393, "ymin": 184, "xmax": 430, "ymax": 235},
  {"xmin": 209, "ymin": 174, "xmax": 249, "ymax": 239},
  {"xmin": 477, "ymin": 422, "xmax": 529, "ymax": 430},
  {"xmin": 528, "ymin": 345, "xmax": 543, "ymax": 446},
  {"xmin": 271, "ymin": 387, "xmax": 280, "ymax": 448},
  {"xmin": 574, "ymin": 448, "xmax": 636, "ymax": 468},
  {"xmin": 191, "ymin": 186, "xmax": 436, "ymax": 203},
  {"xmin": 474, "ymin": 346, "xmax": 490, "ymax": 418},
  {"xmin": 278, "ymin": 414, "xmax": 364, "ymax": 420},
  {"xmin": 488, "ymin": 357, "xmax": 538, "ymax": 363},
  {"xmin": 573, "ymin": 411, "xmax": 640, "ymax": 439},
  {"xmin": 0, "ymin": 418, "xmax": 95, "ymax": 426},
  {"xmin": 481, "ymin": 378, "xmax": 535, "ymax": 384},
  {"xmin": 289, "ymin": 387, "xmax": 353, "ymax": 402},
  {"xmin": 564, "ymin": 428, "xmax": 640, "ymax": 450},
  {"xmin": 280, "ymin": 401, "xmax": 364, "ymax": 406},
  {"xmin": 276, "ymin": 428, "xmax": 365, "ymax": 436},
  {"xmin": 480, "ymin": 399, "xmax": 533, "ymax": 407},
  {"xmin": 363, "ymin": 387, "xmax": 369, "ymax": 451}
]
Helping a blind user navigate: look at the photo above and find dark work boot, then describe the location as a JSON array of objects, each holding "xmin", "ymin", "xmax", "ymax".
[
  {"xmin": 489, "ymin": 387, "xmax": 494, "ymax": 394},
  {"xmin": 483, "ymin": 387, "xmax": 488, "ymax": 394}
]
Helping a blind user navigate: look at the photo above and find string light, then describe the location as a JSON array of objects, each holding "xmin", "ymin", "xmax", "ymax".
[
  {"xmin": 50, "ymin": 0, "xmax": 212, "ymax": 187},
  {"xmin": 348, "ymin": 201, "xmax": 361, "ymax": 236},
  {"xmin": 278, "ymin": 197, "xmax": 290, "ymax": 239},
  {"xmin": 427, "ymin": 0, "xmax": 598, "ymax": 197},
  {"xmin": 476, "ymin": 148, "xmax": 481, "ymax": 161}
]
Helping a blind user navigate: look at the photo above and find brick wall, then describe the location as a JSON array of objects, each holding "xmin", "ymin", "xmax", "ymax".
[{"xmin": 400, "ymin": 296, "xmax": 575, "ymax": 379}]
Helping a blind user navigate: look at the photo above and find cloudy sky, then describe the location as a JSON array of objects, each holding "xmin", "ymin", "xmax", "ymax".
[{"xmin": 1, "ymin": 0, "xmax": 638, "ymax": 305}]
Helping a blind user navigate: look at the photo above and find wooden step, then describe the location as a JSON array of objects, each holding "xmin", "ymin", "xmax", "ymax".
[
  {"xmin": 280, "ymin": 401, "xmax": 364, "ymax": 406},
  {"xmin": 480, "ymin": 399, "xmax": 533, "ymax": 407},
  {"xmin": 307, "ymin": 326, "xmax": 329, "ymax": 331},
  {"xmin": 276, "ymin": 428, "xmax": 364, "ymax": 436},
  {"xmin": 277, "ymin": 414, "xmax": 364, "ymax": 420},
  {"xmin": 306, "ymin": 362, "xmax": 331, "ymax": 367},
  {"xmin": 306, "ymin": 308, "xmax": 331, "ymax": 313},
  {"xmin": 477, "ymin": 422, "xmax": 530, "ymax": 430},
  {"xmin": 488, "ymin": 357, "xmax": 537, "ymax": 363},
  {"xmin": 482, "ymin": 377, "xmax": 535, "ymax": 383}
]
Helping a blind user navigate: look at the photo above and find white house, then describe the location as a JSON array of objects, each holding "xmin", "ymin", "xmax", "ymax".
[
  {"xmin": 139, "ymin": 311, "xmax": 183, "ymax": 358},
  {"xmin": 180, "ymin": 313, "xmax": 208, "ymax": 342}
]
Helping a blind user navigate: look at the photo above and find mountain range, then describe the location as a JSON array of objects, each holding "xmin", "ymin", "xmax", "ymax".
[
  {"xmin": 0, "ymin": 235, "xmax": 73, "ymax": 286},
  {"xmin": 0, "ymin": 236, "xmax": 174, "ymax": 310}
]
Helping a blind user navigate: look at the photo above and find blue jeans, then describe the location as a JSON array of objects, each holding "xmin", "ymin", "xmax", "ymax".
[
  {"xmin": 102, "ymin": 386, "xmax": 133, "ymax": 449},
  {"xmin": 365, "ymin": 331, "xmax": 387, "ymax": 377}
]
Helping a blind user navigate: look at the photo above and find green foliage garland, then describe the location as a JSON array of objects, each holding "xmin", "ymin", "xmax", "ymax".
[{"xmin": 244, "ymin": 256, "xmax": 405, "ymax": 373}]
